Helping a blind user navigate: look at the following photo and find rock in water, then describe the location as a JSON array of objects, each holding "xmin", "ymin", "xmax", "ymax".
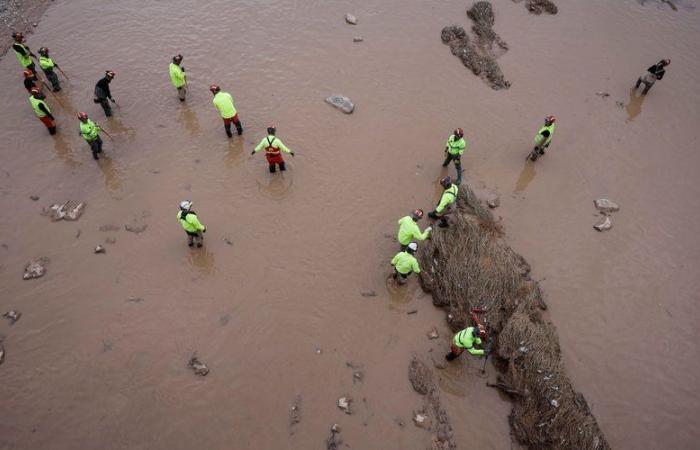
[
  {"xmin": 408, "ymin": 357, "xmax": 434, "ymax": 395},
  {"xmin": 3, "ymin": 310, "xmax": 22, "ymax": 325},
  {"xmin": 44, "ymin": 201, "xmax": 86, "ymax": 221},
  {"xmin": 325, "ymin": 95, "xmax": 355, "ymax": 114},
  {"xmin": 427, "ymin": 328, "xmax": 439, "ymax": 339},
  {"xmin": 94, "ymin": 245, "xmax": 106, "ymax": 254},
  {"xmin": 487, "ymin": 197, "xmax": 500, "ymax": 208},
  {"xmin": 289, "ymin": 395, "xmax": 302, "ymax": 434},
  {"xmin": 353, "ymin": 36, "xmax": 364, "ymax": 42},
  {"xmin": 23, "ymin": 257, "xmax": 49, "ymax": 280},
  {"xmin": 594, "ymin": 199, "xmax": 620, "ymax": 213},
  {"xmin": 65, "ymin": 202, "xmax": 86, "ymax": 221},
  {"xmin": 0, "ymin": 338, "xmax": 5, "ymax": 365},
  {"xmin": 30, "ymin": 195, "xmax": 40, "ymax": 201},
  {"xmin": 189, "ymin": 354, "xmax": 209, "ymax": 376},
  {"xmin": 594, "ymin": 216, "xmax": 612, "ymax": 232},
  {"xmin": 413, "ymin": 411, "xmax": 431, "ymax": 429},
  {"xmin": 337, "ymin": 396, "xmax": 352, "ymax": 414},
  {"xmin": 345, "ymin": 13, "xmax": 357, "ymax": 24}
]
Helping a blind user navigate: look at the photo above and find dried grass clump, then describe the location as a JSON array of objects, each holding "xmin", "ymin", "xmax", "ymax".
[{"xmin": 417, "ymin": 184, "xmax": 609, "ymax": 450}]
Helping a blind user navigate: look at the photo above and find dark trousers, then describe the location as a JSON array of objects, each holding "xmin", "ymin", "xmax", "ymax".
[
  {"xmin": 97, "ymin": 98, "xmax": 112, "ymax": 117},
  {"xmin": 223, "ymin": 115, "xmax": 243, "ymax": 137},
  {"xmin": 186, "ymin": 231, "xmax": 204, "ymax": 247},
  {"xmin": 43, "ymin": 69, "xmax": 61, "ymax": 91},
  {"xmin": 88, "ymin": 136, "xmax": 103, "ymax": 160},
  {"xmin": 269, "ymin": 161, "xmax": 286, "ymax": 173},
  {"xmin": 392, "ymin": 268, "xmax": 410, "ymax": 285},
  {"xmin": 442, "ymin": 153, "xmax": 463, "ymax": 183}
]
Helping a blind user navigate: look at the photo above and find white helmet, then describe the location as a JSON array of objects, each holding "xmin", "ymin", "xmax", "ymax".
[
  {"xmin": 179, "ymin": 200, "xmax": 192, "ymax": 210},
  {"xmin": 408, "ymin": 242, "xmax": 418, "ymax": 252}
]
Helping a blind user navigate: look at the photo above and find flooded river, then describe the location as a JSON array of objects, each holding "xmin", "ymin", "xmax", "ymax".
[{"xmin": 1, "ymin": 0, "xmax": 699, "ymax": 449}]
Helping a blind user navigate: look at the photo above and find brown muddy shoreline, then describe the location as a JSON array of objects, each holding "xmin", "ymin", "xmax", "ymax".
[{"xmin": 0, "ymin": 0, "xmax": 52, "ymax": 55}]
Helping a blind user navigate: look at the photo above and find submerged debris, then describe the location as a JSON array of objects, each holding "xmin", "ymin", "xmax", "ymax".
[
  {"xmin": 594, "ymin": 215, "xmax": 612, "ymax": 232},
  {"xmin": 345, "ymin": 13, "xmax": 357, "ymax": 24},
  {"xmin": 427, "ymin": 328, "xmax": 440, "ymax": 339},
  {"xmin": 289, "ymin": 395, "xmax": 302, "ymax": 435},
  {"xmin": 0, "ymin": 337, "xmax": 5, "ymax": 365},
  {"xmin": 594, "ymin": 198, "xmax": 620, "ymax": 213},
  {"xmin": 413, "ymin": 411, "xmax": 431, "ymax": 429},
  {"xmin": 23, "ymin": 257, "xmax": 48, "ymax": 280},
  {"xmin": 487, "ymin": 197, "xmax": 500, "ymax": 208},
  {"xmin": 337, "ymin": 396, "xmax": 352, "ymax": 414},
  {"xmin": 326, "ymin": 424, "xmax": 342, "ymax": 450},
  {"xmin": 517, "ymin": 0, "xmax": 559, "ymax": 15},
  {"xmin": 408, "ymin": 357, "xmax": 433, "ymax": 395},
  {"xmin": 2, "ymin": 310, "xmax": 22, "ymax": 324},
  {"xmin": 29, "ymin": 195, "xmax": 40, "ymax": 201},
  {"xmin": 188, "ymin": 354, "xmax": 209, "ymax": 376},
  {"xmin": 353, "ymin": 36, "xmax": 364, "ymax": 42},
  {"xmin": 43, "ymin": 201, "xmax": 86, "ymax": 221},
  {"xmin": 360, "ymin": 290, "xmax": 377, "ymax": 297},
  {"xmin": 94, "ymin": 245, "xmax": 106, "ymax": 254},
  {"xmin": 325, "ymin": 95, "xmax": 355, "ymax": 114}
]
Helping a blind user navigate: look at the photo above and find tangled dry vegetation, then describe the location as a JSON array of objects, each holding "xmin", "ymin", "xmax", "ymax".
[{"xmin": 418, "ymin": 185, "xmax": 609, "ymax": 449}]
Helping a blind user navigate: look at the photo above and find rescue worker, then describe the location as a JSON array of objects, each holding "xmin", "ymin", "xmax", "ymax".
[
  {"xmin": 78, "ymin": 112, "xmax": 104, "ymax": 160},
  {"xmin": 37, "ymin": 47, "xmax": 61, "ymax": 92},
  {"xmin": 177, "ymin": 201, "xmax": 206, "ymax": 248},
  {"xmin": 251, "ymin": 126, "xmax": 295, "ymax": 173},
  {"xmin": 445, "ymin": 324, "xmax": 487, "ymax": 361},
  {"xmin": 169, "ymin": 54, "xmax": 186, "ymax": 101},
  {"xmin": 23, "ymin": 69, "xmax": 39, "ymax": 93},
  {"xmin": 210, "ymin": 84, "xmax": 243, "ymax": 137},
  {"xmin": 397, "ymin": 209, "xmax": 432, "ymax": 250},
  {"xmin": 28, "ymin": 88, "xmax": 56, "ymax": 135},
  {"xmin": 635, "ymin": 59, "xmax": 670, "ymax": 95},
  {"xmin": 428, "ymin": 176, "xmax": 459, "ymax": 228},
  {"xmin": 391, "ymin": 242, "xmax": 421, "ymax": 285},
  {"xmin": 11, "ymin": 32, "xmax": 36, "ymax": 72},
  {"xmin": 94, "ymin": 70, "xmax": 116, "ymax": 117},
  {"xmin": 530, "ymin": 115, "xmax": 556, "ymax": 161},
  {"xmin": 442, "ymin": 128, "xmax": 466, "ymax": 184}
]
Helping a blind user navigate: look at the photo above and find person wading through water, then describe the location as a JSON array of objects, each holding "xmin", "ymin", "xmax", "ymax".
[
  {"xmin": 177, "ymin": 201, "xmax": 206, "ymax": 248},
  {"xmin": 529, "ymin": 115, "xmax": 556, "ymax": 161},
  {"xmin": 635, "ymin": 59, "xmax": 670, "ymax": 95},
  {"xmin": 442, "ymin": 127, "xmax": 466, "ymax": 185},
  {"xmin": 38, "ymin": 47, "xmax": 61, "ymax": 92},
  {"xmin": 11, "ymin": 32, "xmax": 36, "ymax": 73},
  {"xmin": 397, "ymin": 209, "xmax": 431, "ymax": 251},
  {"xmin": 251, "ymin": 126, "xmax": 295, "ymax": 173},
  {"xmin": 210, "ymin": 84, "xmax": 243, "ymax": 138},
  {"xmin": 94, "ymin": 70, "xmax": 116, "ymax": 117},
  {"xmin": 78, "ymin": 112, "xmax": 104, "ymax": 160},
  {"xmin": 391, "ymin": 242, "xmax": 421, "ymax": 285},
  {"xmin": 28, "ymin": 88, "xmax": 56, "ymax": 135},
  {"xmin": 169, "ymin": 54, "xmax": 187, "ymax": 101}
]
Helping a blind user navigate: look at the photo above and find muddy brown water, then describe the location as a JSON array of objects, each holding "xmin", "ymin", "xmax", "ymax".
[{"xmin": 1, "ymin": 0, "xmax": 699, "ymax": 449}]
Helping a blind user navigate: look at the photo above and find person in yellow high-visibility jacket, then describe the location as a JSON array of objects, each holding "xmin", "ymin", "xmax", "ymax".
[
  {"xmin": 28, "ymin": 88, "xmax": 56, "ymax": 135},
  {"xmin": 442, "ymin": 127, "xmax": 466, "ymax": 184},
  {"xmin": 251, "ymin": 126, "xmax": 295, "ymax": 173},
  {"xmin": 177, "ymin": 200, "xmax": 206, "ymax": 248},
  {"xmin": 169, "ymin": 54, "xmax": 186, "ymax": 101},
  {"xmin": 529, "ymin": 115, "xmax": 556, "ymax": 161},
  {"xmin": 11, "ymin": 32, "xmax": 36, "ymax": 72},
  {"xmin": 445, "ymin": 324, "xmax": 487, "ymax": 361},
  {"xmin": 391, "ymin": 242, "xmax": 421, "ymax": 285},
  {"xmin": 397, "ymin": 209, "xmax": 431, "ymax": 250},
  {"xmin": 38, "ymin": 47, "xmax": 61, "ymax": 92},
  {"xmin": 210, "ymin": 84, "xmax": 243, "ymax": 137},
  {"xmin": 428, "ymin": 176, "xmax": 459, "ymax": 228}
]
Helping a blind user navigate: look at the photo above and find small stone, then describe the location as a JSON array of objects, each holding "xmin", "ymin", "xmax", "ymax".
[
  {"xmin": 3, "ymin": 310, "xmax": 21, "ymax": 324},
  {"xmin": 594, "ymin": 198, "xmax": 620, "ymax": 213},
  {"xmin": 360, "ymin": 290, "xmax": 376, "ymax": 297},
  {"xmin": 353, "ymin": 36, "xmax": 364, "ymax": 42},
  {"xmin": 487, "ymin": 197, "xmax": 500, "ymax": 208},
  {"xmin": 407, "ymin": 309, "xmax": 418, "ymax": 315},
  {"xmin": 595, "ymin": 91, "xmax": 610, "ymax": 98},
  {"xmin": 64, "ymin": 202, "xmax": 86, "ymax": 221},
  {"xmin": 337, "ymin": 396, "xmax": 352, "ymax": 414},
  {"xmin": 427, "ymin": 328, "xmax": 439, "ymax": 339},
  {"xmin": 223, "ymin": 237, "xmax": 234, "ymax": 246},
  {"xmin": 32, "ymin": 22, "xmax": 38, "ymax": 27},
  {"xmin": 593, "ymin": 216, "xmax": 612, "ymax": 232},
  {"xmin": 126, "ymin": 296, "xmax": 144, "ymax": 303},
  {"xmin": 315, "ymin": 347, "xmax": 322, "ymax": 354},
  {"xmin": 125, "ymin": 223, "xmax": 148, "ymax": 233},
  {"xmin": 550, "ymin": 399, "xmax": 559, "ymax": 408},
  {"xmin": 94, "ymin": 245, "xmax": 106, "ymax": 254},
  {"xmin": 189, "ymin": 354, "xmax": 209, "ymax": 376},
  {"xmin": 23, "ymin": 257, "xmax": 48, "ymax": 280},
  {"xmin": 616, "ymin": 101, "xmax": 625, "ymax": 108},
  {"xmin": 30, "ymin": 195, "xmax": 40, "ymax": 201},
  {"xmin": 331, "ymin": 424, "xmax": 341, "ymax": 433},
  {"xmin": 413, "ymin": 412, "xmax": 431, "ymax": 429},
  {"xmin": 325, "ymin": 95, "xmax": 355, "ymax": 114},
  {"xmin": 345, "ymin": 13, "xmax": 357, "ymax": 24}
]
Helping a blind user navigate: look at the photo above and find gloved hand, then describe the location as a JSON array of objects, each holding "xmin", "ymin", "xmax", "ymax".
[
  {"xmin": 250, "ymin": 150, "xmax": 255, "ymax": 155},
  {"xmin": 290, "ymin": 152, "xmax": 295, "ymax": 157},
  {"xmin": 109, "ymin": 98, "xmax": 116, "ymax": 103},
  {"xmin": 425, "ymin": 226, "xmax": 433, "ymax": 233},
  {"xmin": 428, "ymin": 211, "xmax": 438, "ymax": 219}
]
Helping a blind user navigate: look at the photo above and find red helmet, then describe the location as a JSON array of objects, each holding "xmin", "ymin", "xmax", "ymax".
[
  {"xmin": 38, "ymin": 47, "xmax": 49, "ymax": 56},
  {"xmin": 544, "ymin": 115, "xmax": 556, "ymax": 125},
  {"xmin": 105, "ymin": 70, "xmax": 115, "ymax": 79},
  {"xmin": 454, "ymin": 128, "xmax": 464, "ymax": 139},
  {"xmin": 12, "ymin": 31, "xmax": 23, "ymax": 41},
  {"xmin": 30, "ymin": 88, "xmax": 41, "ymax": 96},
  {"xmin": 412, "ymin": 209, "xmax": 424, "ymax": 220},
  {"xmin": 23, "ymin": 69, "xmax": 34, "ymax": 78},
  {"xmin": 77, "ymin": 112, "xmax": 89, "ymax": 120},
  {"xmin": 440, "ymin": 176, "xmax": 452, "ymax": 188},
  {"xmin": 209, "ymin": 84, "xmax": 220, "ymax": 94}
]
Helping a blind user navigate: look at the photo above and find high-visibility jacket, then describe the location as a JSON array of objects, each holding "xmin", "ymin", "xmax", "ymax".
[
  {"xmin": 391, "ymin": 251, "xmax": 420, "ymax": 275},
  {"xmin": 445, "ymin": 134, "xmax": 466, "ymax": 156},
  {"xmin": 29, "ymin": 96, "xmax": 50, "ymax": 118},
  {"xmin": 169, "ymin": 63, "xmax": 186, "ymax": 88},
  {"xmin": 13, "ymin": 43, "xmax": 32, "ymax": 67},
  {"xmin": 397, "ymin": 216, "xmax": 430, "ymax": 246},
  {"xmin": 453, "ymin": 327, "xmax": 484, "ymax": 355},
  {"xmin": 253, "ymin": 135, "xmax": 291, "ymax": 156},
  {"xmin": 80, "ymin": 120, "xmax": 101, "ymax": 141},
  {"xmin": 39, "ymin": 56, "xmax": 55, "ymax": 70},
  {"xmin": 534, "ymin": 123, "xmax": 556, "ymax": 147},
  {"xmin": 435, "ymin": 184, "xmax": 458, "ymax": 214},
  {"xmin": 177, "ymin": 210, "xmax": 206, "ymax": 233},
  {"xmin": 212, "ymin": 91, "xmax": 237, "ymax": 119}
]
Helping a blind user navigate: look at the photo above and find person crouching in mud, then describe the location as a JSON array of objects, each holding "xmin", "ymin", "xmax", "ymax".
[
  {"xmin": 391, "ymin": 242, "xmax": 421, "ymax": 285},
  {"xmin": 177, "ymin": 201, "xmax": 206, "ymax": 248},
  {"xmin": 445, "ymin": 324, "xmax": 487, "ymax": 361}
]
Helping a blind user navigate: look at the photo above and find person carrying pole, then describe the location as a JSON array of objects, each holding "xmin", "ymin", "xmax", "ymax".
[
  {"xmin": 28, "ymin": 88, "xmax": 56, "ymax": 135},
  {"xmin": 169, "ymin": 54, "xmax": 187, "ymax": 101},
  {"xmin": 442, "ymin": 127, "xmax": 466, "ymax": 184},
  {"xmin": 391, "ymin": 242, "xmax": 421, "ymax": 285},
  {"xmin": 529, "ymin": 115, "xmax": 556, "ymax": 161},
  {"xmin": 397, "ymin": 209, "xmax": 431, "ymax": 250},
  {"xmin": 251, "ymin": 125, "xmax": 295, "ymax": 173},
  {"xmin": 428, "ymin": 176, "xmax": 459, "ymax": 228},
  {"xmin": 77, "ymin": 112, "xmax": 105, "ymax": 160},
  {"xmin": 94, "ymin": 70, "xmax": 116, "ymax": 117},
  {"xmin": 445, "ymin": 324, "xmax": 487, "ymax": 361},
  {"xmin": 177, "ymin": 201, "xmax": 206, "ymax": 248},
  {"xmin": 210, "ymin": 84, "xmax": 243, "ymax": 137},
  {"xmin": 37, "ymin": 47, "xmax": 61, "ymax": 92},
  {"xmin": 11, "ymin": 32, "xmax": 36, "ymax": 72}
]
